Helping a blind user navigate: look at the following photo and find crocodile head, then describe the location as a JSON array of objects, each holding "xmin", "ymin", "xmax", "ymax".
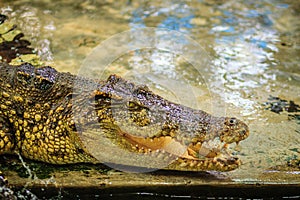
[{"xmin": 74, "ymin": 74, "xmax": 249, "ymax": 171}]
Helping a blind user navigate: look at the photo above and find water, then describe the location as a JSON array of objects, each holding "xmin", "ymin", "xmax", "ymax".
[{"xmin": 0, "ymin": 0, "xmax": 299, "ymax": 199}]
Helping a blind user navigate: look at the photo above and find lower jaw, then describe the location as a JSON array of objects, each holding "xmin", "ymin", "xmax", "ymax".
[{"xmin": 166, "ymin": 156, "xmax": 241, "ymax": 172}]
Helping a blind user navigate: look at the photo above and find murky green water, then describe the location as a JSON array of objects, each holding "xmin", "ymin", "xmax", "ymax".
[{"xmin": 0, "ymin": 0, "xmax": 299, "ymax": 199}]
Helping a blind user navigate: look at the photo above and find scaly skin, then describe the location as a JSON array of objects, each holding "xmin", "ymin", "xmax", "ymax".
[{"xmin": 0, "ymin": 14, "xmax": 249, "ymax": 172}]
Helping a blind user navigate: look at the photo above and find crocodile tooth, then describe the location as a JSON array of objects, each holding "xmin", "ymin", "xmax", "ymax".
[
  {"xmin": 216, "ymin": 162, "xmax": 223, "ymax": 169},
  {"xmin": 138, "ymin": 149, "xmax": 144, "ymax": 153},
  {"xmin": 179, "ymin": 162, "xmax": 188, "ymax": 167},
  {"xmin": 203, "ymin": 160, "xmax": 208, "ymax": 167},
  {"xmin": 207, "ymin": 162, "xmax": 213, "ymax": 169},
  {"xmin": 163, "ymin": 155, "xmax": 171, "ymax": 161},
  {"xmin": 157, "ymin": 153, "xmax": 164, "ymax": 159},
  {"xmin": 189, "ymin": 160, "xmax": 197, "ymax": 167},
  {"xmin": 197, "ymin": 161, "xmax": 204, "ymax": 167}
]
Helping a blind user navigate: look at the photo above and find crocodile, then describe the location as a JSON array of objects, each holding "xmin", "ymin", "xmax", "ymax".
[{"xmin": 0, "ymin": 14, "xmax": 249, "ymax": 174}]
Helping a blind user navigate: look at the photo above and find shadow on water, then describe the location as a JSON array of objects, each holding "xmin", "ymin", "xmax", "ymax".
[{"xmin": 12, "ymin": 183, "xmax": 300, "ymax": 200}]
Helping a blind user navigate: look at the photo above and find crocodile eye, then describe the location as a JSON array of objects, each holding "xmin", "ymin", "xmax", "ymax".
[
  {"xmin": 35, "ymin": 78, "xmax": 54, "ymax": 90},
  {"xmin": 239, "ymin": 129, "xmax": 247, "ymax": 136},
  {"xmin": 34, "ymin": 66, "xmax": 57, "ymax": 90},
  {"xmin": 127, "ymin": 101, "xmax": 139, "ymax": 110}
]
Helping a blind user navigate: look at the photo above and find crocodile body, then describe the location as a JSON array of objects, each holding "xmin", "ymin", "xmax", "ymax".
[{"xmin": 0, "ymin": 14, "xmax": 249, "ymax": 173}]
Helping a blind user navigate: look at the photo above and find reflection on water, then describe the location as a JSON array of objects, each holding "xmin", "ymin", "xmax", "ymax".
[
  {"xmin": 128, "ymin": 1, "xmax": 194, "ymax": 81},
  {"xmin": 130, "ymin": 0, "xmax": 194, "ymax": 32},
  {"xmin": 0, "ymin": 0, "xmax": 299, "ymax": 198},
  {"xmin": 211, "ymin": 1, "xmax": 281, "ymax": 114}
]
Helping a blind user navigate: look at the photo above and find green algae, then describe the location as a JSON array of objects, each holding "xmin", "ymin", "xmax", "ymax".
[{"xmin": 10, "ymin": 54, "xmax": 44, "ymax": 67}]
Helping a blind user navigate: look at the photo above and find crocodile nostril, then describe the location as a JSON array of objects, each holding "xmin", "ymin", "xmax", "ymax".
[
  {"xmin": 240, "ymin": 129, "xmax": 246, "ymax": 136},
  {"xmin": 229, "ymin": 117, "xmax": 237, "ymax": 125}
]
